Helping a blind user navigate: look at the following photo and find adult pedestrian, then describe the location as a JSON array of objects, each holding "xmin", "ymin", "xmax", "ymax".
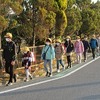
[
  {"xmin": 90, "ymin": 34, "xmax": 98, "ymax": 59},
  {"xmin": 41, "ymin": 38, "xmax": 55, "ymax": 77},
  {"xmin": 2, "ymin": 32, "xmax": 16, "ymax": 86},
  {"xmin": 74, "ymin": 36, "xmax": 84, "ymax": 64},
  {"xmin": 64, "ymin": 36, "xmax": 74, "ymax": 68},
  {"xmin": 55, "ymin": 39, "xmax": 65, "ymax": 72},
  {"xmin": 82, "ymin": 36, "xmax": 90, "ymax": 62}
]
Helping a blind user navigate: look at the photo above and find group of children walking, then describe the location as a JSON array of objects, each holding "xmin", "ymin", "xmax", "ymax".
[
  {"xmin": 3, "ymin": 32, "xmax": 100, "ymax": 85},
  {"xmin": 21, "ymin": 34, "xmax": 100, "ymax": 81},
  {"xmin": 41, "ymin": 34, "xmax": 100, "ymax": 77}
]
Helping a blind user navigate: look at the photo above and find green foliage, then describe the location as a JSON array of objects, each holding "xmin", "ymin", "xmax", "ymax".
[
  {"xmin": 57, "ymin": 0, "xmax": 67, "ymax": 10},
  {"xmin": 0, "ymin": 0, "xmax": 23, "ymax": 34},
  {"xmin": 66, "ymin": 0, "xmax": 100, "ymax": 37},
  {"xmin": 55, "ymin": 0, "xmax": 67, "ymax": 36},
  {"xmin": 65, "ymin": 0, "xmax": 82, "ymax": 36},
  {"xmin": 9, "ymin": 1, "xmax": 23, "ymax": 15},
  {"xmin": 1, "ymin": 0, "xmax": 100, "ymax": 46},
  {"xmin": 13, "ymin": 0, "xmax": 67, "ymax": 45},
  {"xmin": 79, "ymin": 1, "xmax": 100, "ymax": 35},
  {"xmin": 56, "ymin": 10, "xmax": 67, "ymax": 36},
  {"xmin": 0, "ymin": 16, "xmax": 8, "ymax": 33},
  {"xmin": 67, "ymin": 0, "xmax": 76, "ymax": 8}
]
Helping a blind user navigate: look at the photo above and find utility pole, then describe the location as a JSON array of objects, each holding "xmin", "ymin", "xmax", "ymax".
[
  {"xmin": 32, "ymin": 0, "xmax": 35, "ymax": 47},
  {"xmin": 32, "ymin": 0, "xmax": 38, "ymax": 47}
]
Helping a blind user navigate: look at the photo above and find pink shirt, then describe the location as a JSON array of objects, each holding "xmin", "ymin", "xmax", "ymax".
[{"xmin": 74, "ymin": 40, "xmax": 84, "ymax": 53}]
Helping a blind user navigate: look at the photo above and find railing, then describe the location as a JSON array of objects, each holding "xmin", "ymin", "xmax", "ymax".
[
  {"xmin": 0, "ymin": 44, "xmax": 92, "ymax": 86},
  {"xmin": 0, "ymin": 44, "xmax": 78, "ymax": 69}
]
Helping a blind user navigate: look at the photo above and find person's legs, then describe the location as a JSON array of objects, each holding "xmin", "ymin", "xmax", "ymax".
[
  {"xmin": 83, "ymin": 50, "xmax": 87, "ymax": 61},
  {"xmin": 59, "ymin": 59, "xmax": 65, "ymax": 69},
  {"xmin": 44, "ymin": 60, "xmax": 50, "ymax": 76},
  {"xmin": 9, "ymin": 63, "xmax": 14, "ymax": 83},
  {"xmin": 48, "ymin": 60, "xmax": 52, "ymax": 77},
  {"xmin": 28, "ymin": 67, "xmax": 33, "ymax": 79},
  {"xmin": 44, "ymin": 60, "xmax": 48, "ymax": 73},
  {"xmin": 6, "ymin": 62, "xmax": 14, "ymax": 86},
  {"xmin": 13, "ymin": 74, "xmax": 17, "ymax": 82},
  {"xmin": 67, "ymin": 56, "xmax": 70, "ymax": 67},
  {"xmin": 79, "ymin": 53, "xmax": 82, "ymax": 63},
  {"xmin": 76, "ymin": 54, "xmax": 79, "ymax": 63},
  {"xmin": 92, "ymin": 48, "xmax": 95, "ymax": 59},
  {"xmin": 57, "ymin": 60, "xmax": 60, "ymax": 70},
  {"xmin": 5, "ymin": 62, "xmax": 10, "ymax": 74},
  {"xmin": 57, "ymin": 60, "xmax": 60, "ymax": 72},
  {"xmin": 68, "ymin": 55, "xmax": 72, "ymax": 67},
  {"xmin": 25, "ymin": 69, "xmax": 29, "ymax": 81}
]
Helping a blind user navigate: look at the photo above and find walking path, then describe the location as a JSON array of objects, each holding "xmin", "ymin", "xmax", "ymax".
[{"xmin": 0, "ymin": 53, "xmax": 97, "ymax": 87}]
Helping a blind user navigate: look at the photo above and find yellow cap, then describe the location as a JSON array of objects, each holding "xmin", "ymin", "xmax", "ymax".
[
  {"xmin": 21, "ymin": 47, "xmax": 30, "ymax": 52},
  {"xmin": 4, "ymin": 32, "xmax": 12, "ymax": 39},
  {"xmin": 76, "ymin": 36, "xmax": 80, "ymax": 39},
  {"xmin": 46, "ymin": 38, "xmax": 52, "ymax": 43},
  {"xmin": 56, "ymin": 39, "xmax": 61, "ymax": 43},
  {"xmin": 66, "ymin": 36, "xmax": 71, "ymax": 39}
]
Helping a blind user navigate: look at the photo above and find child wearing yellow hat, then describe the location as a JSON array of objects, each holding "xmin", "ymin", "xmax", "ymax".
[
  {"xmin": 22, "ymin": 47, "xmax": 33, "ymax": 81},
  {"xmin": 55, "ymin": 39, "xmax": 65, "ymax": 72}
]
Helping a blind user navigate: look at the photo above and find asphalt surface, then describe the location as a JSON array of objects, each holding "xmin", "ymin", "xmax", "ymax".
[{"xmin": 0, "ymin": 57, "xmax": 100, "ymax": 100}]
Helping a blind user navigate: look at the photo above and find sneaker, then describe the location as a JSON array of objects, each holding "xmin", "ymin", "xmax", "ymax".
[
  {"xmin": 67, "ymin": 65, "xmax": 69, "ymax": 68},
  {"xmin": 70, "ymin": 64, "xmax": 72, "ymax": 68},
  {"xmin": 48, "ymin": 73, "xmax": 52, "ymax": 77},
  {"xmin": 45, "ymin": 72, "xmax": 49, "ymax": 77},
  {"xmin": 62, "ymin": 67, "xmax": 65, "ymax": 70},
  {"xmin": 93, "ymin": 57, "xmax": 95, "ymax": 60},
  {"xmin": 29, "ymin": 75, "xmax": 33, "ymax": 80},
  {"xmin": 26, "ymin": 79, "xmax": 29, "ymax": 82},
  {"xmin": 6, "ymin": 82, "xmax": 13, "ymax": 86},
  {"xmin": 24, "ymin": 79, "xmax": 29, "ymax": 82},
  {"xmin": 84, "ymin": 60, "xmax": 86, "ymax": 62},
  {"xmin": 57, "ymin": 69, "xmax": 60, "ymax": 73}
]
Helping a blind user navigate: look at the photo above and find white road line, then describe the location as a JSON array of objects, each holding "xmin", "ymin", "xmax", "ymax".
[{"xmin": 0, "ymin": 57, "xmax": 100, "ymax": 95}]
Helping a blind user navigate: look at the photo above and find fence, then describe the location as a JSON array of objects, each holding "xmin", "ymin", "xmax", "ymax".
[
  {"xmin": 0, "ymin": 44, "xmax": 92, "ymax": 85},
  {"xmin": 0, "ymin": 44, "xmax": 77, "ymax": 69}
]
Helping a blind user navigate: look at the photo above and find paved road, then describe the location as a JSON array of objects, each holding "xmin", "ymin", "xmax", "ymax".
[{"xmin": 0, "ymin": 57, "xmax": 100, "ymax": 100}]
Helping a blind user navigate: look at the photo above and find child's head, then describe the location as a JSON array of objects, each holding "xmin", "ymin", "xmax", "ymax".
[{"xmin": 21, "ymin": 46, "xmax": 30, "ymax": 53}]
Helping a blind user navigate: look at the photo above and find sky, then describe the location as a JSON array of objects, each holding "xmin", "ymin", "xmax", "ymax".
[{"xmin": 91, "ymin": 0, "xmax": 99, "ymax": 3}]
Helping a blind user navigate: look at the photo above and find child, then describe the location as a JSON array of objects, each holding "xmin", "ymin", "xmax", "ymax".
[
  {"xmin": 90, "ymin": 35, "xmax": 98, "ymax": 59},
  {"xmin": 82, "ymin": 36, "xmax": 90, "ymax": 62},
  {"xmin": 41, "ymin": 38, "xmax": 55, "ymax": 77},
  {"xmin": 64, "ymin": 36, "xmax": 74, "ymax": 68},
  {"xmin": 74, "ymin": 36, "xmax": 84, "ymax": 64},
  {"xmin": 22, "ymin": 47, "xmax": 33, "ymax": 81},
  {"xmin": 55, "ymin": 39, "xmax": 65, "ymax": 72}
]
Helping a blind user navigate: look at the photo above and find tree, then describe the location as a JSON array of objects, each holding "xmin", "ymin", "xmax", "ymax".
[
  {"xmin": 14, "ymin": 0, "xmax": 67, "ymax": 45},
  {"xmin": 77, "ymin": 0, "xmax": 100, "ymax": 36},
  {"xmin": 90, "ymin": 1, "xmax": 100, "ymax": 34},
  {"xmin": 0, "ymin": 0, "xmax": 23, "ymax": 48},
  {"xmin": 65, "ymin": 0, "xmax": 82, "ymax": 36},
  {"xmin": 55, "ymin": 0, "xmax": 67, "ymax": 37}
]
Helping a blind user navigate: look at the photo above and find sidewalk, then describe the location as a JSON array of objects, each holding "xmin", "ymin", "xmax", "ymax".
[{"xmin": 0, "ymin": 53, "xmax": 92, "ymax": 87}]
